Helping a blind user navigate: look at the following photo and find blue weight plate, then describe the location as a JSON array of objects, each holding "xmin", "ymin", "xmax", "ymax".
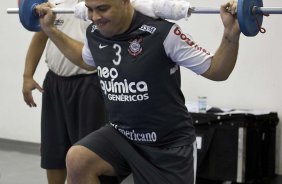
[
  {"xmin": 237, "ymin": 0, "xmax": 263, "ymax": 36},
  {"xmin": 18, "ymin": 0, "xmax": 47, "ymax": 32}
]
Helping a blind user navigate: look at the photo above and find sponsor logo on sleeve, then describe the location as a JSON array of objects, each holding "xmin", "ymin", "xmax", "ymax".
[{"xmin": 174, "ymin": 26, "xmax": 211, "ymax": 55}]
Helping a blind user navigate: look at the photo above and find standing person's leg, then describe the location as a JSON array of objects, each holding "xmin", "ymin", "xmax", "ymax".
[
  {"xmin": 64, "ymin": 73, "xmax": 119, "ymax": 184},
  {"xmin": 65, "ymin": 73, "xmax": 108, "ymax": 141},
  {"xmin": 46, "ymin": 170, "xmax": 67, "ymax": 184},
  {"xmin": 41, "ymin": 71, "xmax": 70, "ymax": 184}
]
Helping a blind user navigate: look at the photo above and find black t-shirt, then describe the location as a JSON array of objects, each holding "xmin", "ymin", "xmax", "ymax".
[{"xmin": 86, "ymin": 11, "xmax": 195, "ymax": 147}]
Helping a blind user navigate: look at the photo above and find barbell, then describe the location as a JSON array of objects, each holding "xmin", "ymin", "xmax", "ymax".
[{"xmin": 6, "ymin": 0, "xmax": 282, "ymax": 36}]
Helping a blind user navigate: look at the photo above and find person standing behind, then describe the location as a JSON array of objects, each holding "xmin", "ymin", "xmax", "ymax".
[{"xmin": 22, "ymin": 0, "xmax": 118, "ymax": 183}]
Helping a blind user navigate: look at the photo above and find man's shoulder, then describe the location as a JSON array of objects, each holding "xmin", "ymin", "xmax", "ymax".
[
  {"xmin": 135, "ymin": 11, "xmax": 174, "ymax": 35},
  {"xmin": 136, "ymin": 11, "xmax": 174, "ymax": 27}
]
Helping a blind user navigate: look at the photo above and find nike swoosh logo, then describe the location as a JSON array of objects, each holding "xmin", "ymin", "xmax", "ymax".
[
  {"xmin": 55, "ymin": 2, "xmax": 63, "ymax": 5},
  {"xmin": 99, "ymin": 44, "xmax": 108, "ymax": 49}
]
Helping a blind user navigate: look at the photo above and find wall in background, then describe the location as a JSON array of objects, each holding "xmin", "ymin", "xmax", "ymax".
[
  {"xmin": 0, "ymin": 0, "xmax": 281, "ymax": 174},
  {"xmin": 0, "ymin": 1, "xmax": 47, "ymax": 143}
]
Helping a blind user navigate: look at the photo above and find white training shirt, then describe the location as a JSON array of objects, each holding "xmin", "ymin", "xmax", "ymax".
[{"xmin": 45, "ymin": 0, "xmax": 94, "ymax": 76}]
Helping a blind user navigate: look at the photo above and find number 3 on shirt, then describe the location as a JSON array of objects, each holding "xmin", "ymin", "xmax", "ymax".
[{"xmin": 112, "ymin": 44, "xmax": 122, "ymax": 65}]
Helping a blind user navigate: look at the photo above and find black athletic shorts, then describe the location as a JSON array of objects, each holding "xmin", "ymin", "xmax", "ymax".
[
  {"xmin": 41, "ymin": 70, "xmax": 107, "ymax": 169},
  {"xmin": 77, "ymin": 125, "xmax": 197, "ymax": 184}
]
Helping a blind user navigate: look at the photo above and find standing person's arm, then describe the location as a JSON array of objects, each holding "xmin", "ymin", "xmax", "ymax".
[
  {"xmin": 36, "ymin": 2, "xmax": 95, "ymax": 71},
  {"xmin": 202, "ymin": 1, "xmax": 240, "ymax": 81},
  {"xmin": 42, "ymin": 26, "xmax": 93, "ymax": 70},
  {"xmin": 22, "ymin": 31, "xmax": 47, "ymax": 107}
]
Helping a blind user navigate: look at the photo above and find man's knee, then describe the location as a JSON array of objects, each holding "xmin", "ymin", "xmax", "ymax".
[
  {"xmin": 66, "ymin": 145, "xmax": 115, "ymax": 176},
  {"xmin": 66, "ymin": 146, "xmax": 95, "ymax": 174}
]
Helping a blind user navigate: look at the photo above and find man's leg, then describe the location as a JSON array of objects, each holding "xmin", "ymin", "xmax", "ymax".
[
  {"xmin": 66, "ymin": 146, "xmax": 116, "ymax": 184},
  {"xmin": 65, "ymin": 126, "xmax": 174, "ymax": 184},
  {"xmin": 46, "ymin": 169, "xmax": 67, "ymax": 184},
  {"xmin": 66, "ymin": 126, "xmax": 196, "ymax": 184}
]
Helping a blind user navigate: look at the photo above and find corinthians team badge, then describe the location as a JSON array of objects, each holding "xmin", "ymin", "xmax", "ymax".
[{"xmin": 128, "ymin": 37, "xmax": 143, "ymax": 57}]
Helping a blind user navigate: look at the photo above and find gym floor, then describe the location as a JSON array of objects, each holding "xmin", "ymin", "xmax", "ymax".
[
  {"xmin": 0, "ymin": 138, "xmax": 133, "ymax": 184},
  {"xmin": 0, "ymin": 138, "xmax": 281, "ymax": 184}
]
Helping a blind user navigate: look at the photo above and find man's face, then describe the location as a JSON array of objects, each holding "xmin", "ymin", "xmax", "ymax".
[{"xmin": 85, "ymin": 0, "xmax": 129, "ymax": 37}]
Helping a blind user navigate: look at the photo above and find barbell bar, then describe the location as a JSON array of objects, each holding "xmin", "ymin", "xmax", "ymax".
[
  {"xmin": 190, "ymin": 7, "xmax": 282, "ymax": 14},
  {"xmin": 7, "ymin": 8, "xmax": 75, "ymax": 14},
  {"xmin": 8, "ymin": 5, "xmax": 282, "ymax": 15},
  {"xmin": 6, "ymin": 0, "xmax": 282, "ymax": 36}
]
